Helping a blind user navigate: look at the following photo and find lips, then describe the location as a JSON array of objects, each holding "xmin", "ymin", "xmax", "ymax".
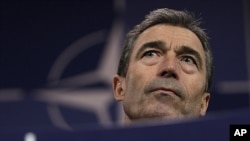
[{"xmin": 149, "ymin": 87, "xmax": 180, "ymax": 97}]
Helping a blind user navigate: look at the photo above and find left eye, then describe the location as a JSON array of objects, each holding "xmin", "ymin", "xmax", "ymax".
[{"xmin": 180, "ymin": 56, "xmax": 195, "ymax": 64}]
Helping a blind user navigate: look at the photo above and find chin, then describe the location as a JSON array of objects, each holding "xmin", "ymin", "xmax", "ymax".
[{"xmin": 142, "ymin": 103, "xmax": 178, "ymax": 118}]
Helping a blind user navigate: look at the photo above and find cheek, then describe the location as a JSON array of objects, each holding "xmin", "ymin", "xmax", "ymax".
[
  {"xmin": 180, "ymin": 71, "xmax": 206, "ymax": 96},
  {"xmin": 126, "ymin": 70, "xmax": 145, "ymax": 91},
  {"xmin": 124, "ymin": 64, "xmax": 155, "ymax": 102},
  {"xmin": 123, "ymin": 70, "xmax": 143, "ymax": 102}
]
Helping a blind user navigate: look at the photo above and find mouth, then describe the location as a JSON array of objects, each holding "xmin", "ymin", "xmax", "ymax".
[{"xmin": 149, "ymin": 87, "xmax": 179, "ymax": 97}]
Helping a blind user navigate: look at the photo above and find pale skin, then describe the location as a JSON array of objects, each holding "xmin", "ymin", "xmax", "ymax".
[{"xmin": 113, "ymin": 24, "xmax": 210, "ymax": 123}]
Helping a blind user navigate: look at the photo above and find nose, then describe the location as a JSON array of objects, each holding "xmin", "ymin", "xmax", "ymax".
[{"xmin": 158, "ymin": 55, "xmax": 178, "ymax": 79}]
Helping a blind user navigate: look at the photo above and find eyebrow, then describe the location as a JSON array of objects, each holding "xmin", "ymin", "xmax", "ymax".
[
  {"xmin": 135, "ymin": 41, "xmax": 204, "ymax": 70},
  {"xmin": 175, "ymin": 45, "xmax": 203, "ymax": 70},
  {"xmin": 135, "ymin": 40, "xmax": 166, "ymax": 59}
]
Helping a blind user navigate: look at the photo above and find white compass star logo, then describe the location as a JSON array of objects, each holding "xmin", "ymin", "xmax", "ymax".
[{"xmin": 33, "ymin": 19, "xmax": 124, "ymax": 129}]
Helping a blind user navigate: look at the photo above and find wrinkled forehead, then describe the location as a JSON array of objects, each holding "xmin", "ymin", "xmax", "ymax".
[{"xmin": 131, "ymin": 24, "xmax": 205, "ymax": 59}]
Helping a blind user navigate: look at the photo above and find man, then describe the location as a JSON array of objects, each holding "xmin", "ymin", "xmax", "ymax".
[{"xmin": 112, "ymin": 8, "xmax": 213, "ymax": 123}]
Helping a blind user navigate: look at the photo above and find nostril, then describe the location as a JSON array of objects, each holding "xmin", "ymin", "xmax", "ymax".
[
  {"xmin": 160, "ymin": 70, "xmax": 177, "ymax": 78},
  {"xmin": 161, "ymin": 71, "xmax": 167, "ymax": 77}
]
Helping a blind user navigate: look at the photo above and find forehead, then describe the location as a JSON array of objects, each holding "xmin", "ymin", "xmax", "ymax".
[{"xmin": 133, "ymin": 24, "xmax": 205, "ymax": 57}]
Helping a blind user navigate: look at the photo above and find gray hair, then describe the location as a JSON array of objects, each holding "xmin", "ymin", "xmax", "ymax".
[{"xmin": 117, "ymin": 8, "xmax": 213, "ymax": 92}]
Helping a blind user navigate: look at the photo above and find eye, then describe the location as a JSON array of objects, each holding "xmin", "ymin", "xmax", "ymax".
[
  {"xmin": 142, "ymin": 50, "xmax": 160, "ymax": 58},
  {"xmin": 180, "ymin": 56, "xmax": 196, "ymax": 65},
  {"xmin": 141, "ymin": 50, "xmax": 162, "ymax": 65}
]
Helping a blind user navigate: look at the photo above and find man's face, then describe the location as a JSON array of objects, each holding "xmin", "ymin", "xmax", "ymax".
[{"xmin": 113, "ymin": 24, "xmax": 210, "ymax": 122}]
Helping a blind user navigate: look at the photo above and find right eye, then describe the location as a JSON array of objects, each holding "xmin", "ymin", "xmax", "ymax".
[
  {"xmin": 142, "ymin": 50, "xmax": 161, "ymax": 58},
  {"xmin": 141, "ymin": 50, "xmax": 162, "ymax": 65}
]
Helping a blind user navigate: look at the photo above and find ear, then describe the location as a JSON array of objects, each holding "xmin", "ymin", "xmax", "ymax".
[
  {"xmin": 200, "ymin": 92, "xmax": 210, "ymax": 116},
  {"xmin": 112, "ymin": 74, "xmax": 125, "ymax": 101}
]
